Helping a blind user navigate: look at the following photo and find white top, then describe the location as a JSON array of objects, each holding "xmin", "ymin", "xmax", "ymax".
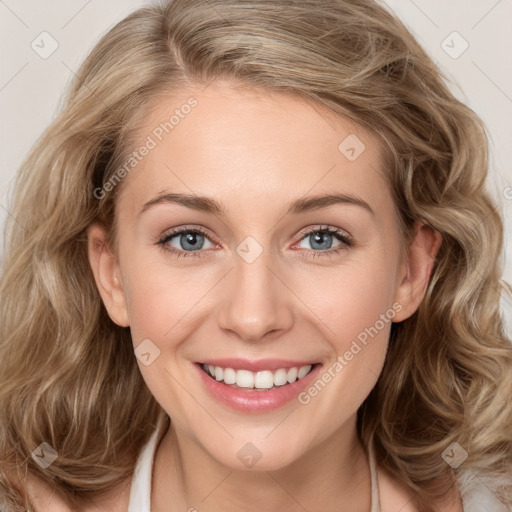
[
  {"xmin": 127, "ymin": 415, "xmax": 169, "ymax": 512},
  {"xmin": 127, "ymin": 417, "xmax": 508, "ymax": 512}
]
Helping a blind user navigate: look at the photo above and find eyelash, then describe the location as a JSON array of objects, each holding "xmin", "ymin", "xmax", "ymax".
[{"xmin": 156, "ymin": 225, "xmax": 353, "ymax": 260}]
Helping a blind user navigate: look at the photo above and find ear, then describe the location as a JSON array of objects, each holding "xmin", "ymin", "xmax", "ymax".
[
  {"xmin": 87, "ymin": 222, "xmax": 130, "ymax": 327},
  {"xmin": 392, "ymin": 221, "xmax": 442, "ymax": 322}
]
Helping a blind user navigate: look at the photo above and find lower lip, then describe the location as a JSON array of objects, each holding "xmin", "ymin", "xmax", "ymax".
[{"xmin": 194, "ymin": 363, "xmax": 322, "ymax": 413}]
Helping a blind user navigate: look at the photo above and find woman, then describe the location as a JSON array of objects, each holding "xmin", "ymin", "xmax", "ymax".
[{"xmin": 1, "ymin": 1, "xmax": 511, "ymax": 511}]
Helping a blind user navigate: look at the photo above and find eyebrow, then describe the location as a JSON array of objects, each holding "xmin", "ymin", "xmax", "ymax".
[{"xmin": 138, "ymin": 191, "xmax": 374, "ymax": 217}]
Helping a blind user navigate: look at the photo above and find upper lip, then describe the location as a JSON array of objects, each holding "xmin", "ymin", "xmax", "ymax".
[{"xmin": 198, "ymin": 358, "xmax": 318, "ymax": 372}]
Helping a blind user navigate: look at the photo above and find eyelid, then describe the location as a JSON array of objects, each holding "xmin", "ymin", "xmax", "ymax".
[
  {"xmin": 294, "ymin": 224, "xmax": 352, "ymax": 243},
  {"xmin": 159, "ymin": 225, "xmax": 218, "ymax": 244}
]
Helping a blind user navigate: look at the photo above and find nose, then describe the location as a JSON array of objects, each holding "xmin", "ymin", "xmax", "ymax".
[{"xmin": 216, "ymin": 244, "xmax": 294, "ymax": 343}]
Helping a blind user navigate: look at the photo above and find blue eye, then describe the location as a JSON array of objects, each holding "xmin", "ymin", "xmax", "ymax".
[
  {"xmin": 158, "ymin": 227, "xmax": 215, "ymax": 257},
  {"xmin": 293, "ymin": 226, "xmax": 352, "ymax": 259},
  {"xmin": 298, "ymin": 229, "xmax": 347, "ymax": 251}
]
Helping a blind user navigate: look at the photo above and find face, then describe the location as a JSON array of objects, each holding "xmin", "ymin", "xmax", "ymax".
[{"xmin": 88, "ymin": 80, "xmax": 439, "ymax": 472}]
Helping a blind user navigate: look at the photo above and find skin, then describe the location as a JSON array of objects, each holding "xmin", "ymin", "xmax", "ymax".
[{"xmin": 29, "ymin": 80, "xmax": 462, "ymax": 511}]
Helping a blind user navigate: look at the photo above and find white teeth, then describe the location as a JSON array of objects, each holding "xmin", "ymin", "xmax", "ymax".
[
  {"xmin": 298, "ymin": 364, "xmax": 312, "ymax": 379},
  {"xmin": 236, "ymin": 369, "xmax": 254, "ymax": 388},
  {"xmin": 223, "ymin": 367, "xmax": 237, "ymax": 384},
  {"xmin": 286, "ymin": 367, "xmax": 298, "ymax": 383},
  {"xmin": 273, "ymin": 368, "xmax": 288, "ymax": 386},
  {"xmin": 255, "ymin": 370, "xmax": 274, "ymax": 389},
  {"xmin": 202, "ymin": 363, "xmax": 314, "ymax": 389}
]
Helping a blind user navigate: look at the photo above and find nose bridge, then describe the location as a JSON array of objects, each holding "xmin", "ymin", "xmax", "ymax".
[{"xmin": 216, "ymin": 236, "xmax": 293, "ymax": 341}]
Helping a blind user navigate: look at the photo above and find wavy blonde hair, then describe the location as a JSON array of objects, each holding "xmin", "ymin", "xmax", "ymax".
[{"xmin": 1, "ymin": 0, "xmax": 511, "ymax": 510}]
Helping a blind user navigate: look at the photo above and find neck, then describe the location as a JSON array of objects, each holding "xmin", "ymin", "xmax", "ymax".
[{"xmin": 152, "ymin": 415, "xmax": 372, "ymax": 512}]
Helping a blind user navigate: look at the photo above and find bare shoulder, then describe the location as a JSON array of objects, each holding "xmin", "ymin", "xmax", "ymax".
[
  {"xmin": 377, "ymin": 465, "xmax": 463, "ymax": 512},
  {"xmin": 24, "ymin": 473, "xmax": 131, "ymax": 512}
]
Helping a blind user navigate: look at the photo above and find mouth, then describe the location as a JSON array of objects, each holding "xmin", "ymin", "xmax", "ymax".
[
  {"xmin": 194, "ymin": 360, "xmax": 322, "ymax": 413},
  {"xmin": 200, "ymin": 363, "xmax": 316, "ymax": 391}
]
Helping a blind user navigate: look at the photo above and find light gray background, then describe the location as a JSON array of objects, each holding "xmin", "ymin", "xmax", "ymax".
[{"xmin": 0, "ymin": 0, "xmax": 510, "ymax": 332}]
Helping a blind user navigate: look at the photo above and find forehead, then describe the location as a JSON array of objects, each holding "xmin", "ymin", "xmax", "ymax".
[{"xmin": 117, "ymin": 80, "xmax": 391, "ymax": 220}]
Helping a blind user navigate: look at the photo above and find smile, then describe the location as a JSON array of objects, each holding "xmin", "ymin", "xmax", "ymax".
[
  {"xmin": 202, "ymin": 363, "xmax": 313, "ymax": 390},
  {"xmin": 195, "ymin": 360, "xmax": 322, "ymax": 413}
]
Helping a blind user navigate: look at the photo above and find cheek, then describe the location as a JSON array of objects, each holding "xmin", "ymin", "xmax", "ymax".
[
  {"xmin": 290, "ymin": 257, "xmax": 399, "ymax": 416},
  {"xmin": 299, "ymin": 257, "xmax": 399, "ymax": 347},
  {"xmin": 122, "ymin": 261, "xmax": 209, "ymax": 344},
  {"xmin": 120, "ymin": 256, "xmax": 216, "ymax": 424}
]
